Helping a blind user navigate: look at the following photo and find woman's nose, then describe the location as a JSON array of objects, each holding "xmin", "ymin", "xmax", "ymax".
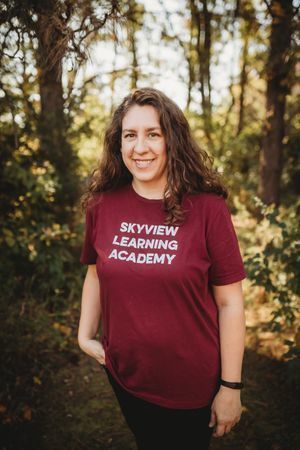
[{"xmin": 134, "ymin": 137, "xmax": 149, "ymax": 153}]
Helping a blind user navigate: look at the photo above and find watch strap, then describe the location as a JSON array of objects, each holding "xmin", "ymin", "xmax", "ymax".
[{"xmin": 220, "ymin": 379, "xmax": 244, "ymax": 389}]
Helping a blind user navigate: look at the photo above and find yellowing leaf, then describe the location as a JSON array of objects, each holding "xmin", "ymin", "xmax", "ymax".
[
  {"xmin": 59, "ymin": 325, "xmax": 72, "ymax": 336},
  {"xmin": 52, "ymin": 322, "xmax": 60, "ymax": 330},
  {"xmin": 33, "ymin": 376, "xmax": 42, "ymax": 385},
  {"xmin": 52, "ymin": 322, "xmax": 72, "ymax": 336},
  {"xmin": 0, "ymin": 404, "xmax": 7, "ymax": 414},
  {"xmin": 23, "ymin": 405, "xmax": 32, "ymax": 421}
]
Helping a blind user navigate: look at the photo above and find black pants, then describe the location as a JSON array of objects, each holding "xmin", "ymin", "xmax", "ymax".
[{"xmin": 102, "ymin": 365, "xmax": 213, "ymax": 450}]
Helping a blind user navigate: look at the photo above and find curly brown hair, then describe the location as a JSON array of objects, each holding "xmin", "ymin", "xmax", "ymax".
[{"xmin": 81, "ymin": 87, "xmax": 227, "ymax": 225}]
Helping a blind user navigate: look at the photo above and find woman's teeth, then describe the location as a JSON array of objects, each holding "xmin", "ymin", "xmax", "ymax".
[{"xmin": 134, "ymin": 159, "xmax": 155, "ymax": 168}]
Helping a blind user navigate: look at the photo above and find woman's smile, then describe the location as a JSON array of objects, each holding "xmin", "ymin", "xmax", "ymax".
[{"xmin": 134, "ymin": 158, "xmax": 156, "ymax": 169}]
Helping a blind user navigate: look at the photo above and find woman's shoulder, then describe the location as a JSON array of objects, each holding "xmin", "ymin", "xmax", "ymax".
[
  {"xmin": 183, "ymin": 191, "xmax": 231, "ymax": 231},
  {"xmin": 86, "ymin": 192, "xmax": 104, "ymax": 211},
  {"xmin": 186, "ymin": 190, "xmax": 227, "ymax": 209},
  {"xmin": 86, "ymin": 184, "xmax": 129, "ymax": 211}
]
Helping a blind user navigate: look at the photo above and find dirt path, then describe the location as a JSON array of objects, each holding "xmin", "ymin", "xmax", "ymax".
[
  {"xmin": 34, "ymin": 345, "xmax": 298, "ymax": 450},
  {"xmin": 1, "ymin": 320, "xmax": 298, "ymax": 450},
  {"xmin": 38, "ymin": 356, "xmax": 136, "ymax": 450}
]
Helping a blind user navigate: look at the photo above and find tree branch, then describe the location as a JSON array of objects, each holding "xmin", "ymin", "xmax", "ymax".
[{"xmin": 263, "ymin": 0, "xmax": 273, "ymax": 17}]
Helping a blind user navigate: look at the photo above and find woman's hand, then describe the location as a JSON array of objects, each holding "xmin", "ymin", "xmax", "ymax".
[
  {"xmin": 79, "ymin": 338, "xmax": 106, "ymax": 365},
  {"xmin": 208, "ymin": 386, "xmax": 242, "ymax": 437}
]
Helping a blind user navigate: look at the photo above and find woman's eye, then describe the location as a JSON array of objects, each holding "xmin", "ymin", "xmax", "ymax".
[{"xmin": 123, "ymin": 132, "xmax": 160, "ymax": 139}]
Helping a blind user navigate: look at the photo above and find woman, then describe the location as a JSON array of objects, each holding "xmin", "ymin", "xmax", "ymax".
[{"xmin": 78, "ymin": 87, "xmax": 246, "ymax": 450}]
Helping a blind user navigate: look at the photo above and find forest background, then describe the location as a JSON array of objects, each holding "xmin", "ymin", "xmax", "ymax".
[{"xmin": 0, "ymin": 1, "xmax": 299, "ymax": 449}]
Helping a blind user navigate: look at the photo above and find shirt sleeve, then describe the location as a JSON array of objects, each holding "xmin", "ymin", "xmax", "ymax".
[
  {"xmin": 206, "ymin": 198, "xmax": 247, "ymax": 286},
  {"xmin": 80, "ymin": 206, "xmax": 97, "ymax": 265}
]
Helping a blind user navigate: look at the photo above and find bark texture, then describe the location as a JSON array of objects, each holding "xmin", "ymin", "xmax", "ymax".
[{"xmin": 259, "ymin": 0, "xmax": 293, "ymax": 205}]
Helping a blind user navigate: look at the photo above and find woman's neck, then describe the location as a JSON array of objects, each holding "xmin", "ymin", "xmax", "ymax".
[{"xmin": 131, "ymin": 179, "xmax": 167, "ymax": 200}]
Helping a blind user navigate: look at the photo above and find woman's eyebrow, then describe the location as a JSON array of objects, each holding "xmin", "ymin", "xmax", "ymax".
[{"xmin": 122, "ymin": 127, "xmax": 161, "ymax": 134}]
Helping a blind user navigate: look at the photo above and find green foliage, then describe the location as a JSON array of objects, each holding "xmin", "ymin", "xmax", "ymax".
[
  {"xmin": 219, "ymin": 125, "xmax": 262, "ymax": 196},
  {"xmin": 0, "ymin": 35, "xmax": 86, "ymax": 305},
  {"xmin": 244, "ymin": 197, "xmax": 300, "ymax": 359},
  {"xmin": 0, "ymin": 116, "xmax": 84, "ymax": 304},
  {"xmin": 69, "ymin": 94, "xmax": 109, "ymax": 175}
]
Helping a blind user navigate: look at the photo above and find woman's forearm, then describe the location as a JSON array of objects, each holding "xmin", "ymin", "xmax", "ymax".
[
  {"xmin": 218, "ymin": 303, "xmax": 245, "ymax": 381},
  {"xmin": 210, "ymin": 282, "xmax": 245, "ymax": 436},
  {"xmin": 78, "ymin": 265, "xmax": 102, "ymax": 354},
  {"xmin": 212, "ymin": 281, "xmax": 246, "ymax": 382}
]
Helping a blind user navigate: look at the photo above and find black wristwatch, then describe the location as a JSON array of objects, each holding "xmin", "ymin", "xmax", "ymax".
[{"xmin": 220, "ymin": 379, "xmax": 244, "ymax": 389}]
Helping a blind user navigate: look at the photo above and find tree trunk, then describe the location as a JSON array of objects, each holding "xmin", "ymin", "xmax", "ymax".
[
  {"xmin": 36, "ymin": 11, "xmax": 79, "ymax": 222},
  {"xmin": 236, "ymin": 33, "xmax": 249, "ymax": 136},
  {"xmin": 190, "ymin": 0, "xmax": 212, "ymax": 144},
  {"xmin": 202, "ymin": 0, "xmax": 212, "ymax": 122},
  {"xmin": 258, "ymin": 0, "xmax": 293, "ymax": 206},
  {"xmin": 110, "ymin": 39, "xmax": 118, "ymax": 115},
  {"xmin": 129, "ymin": 29, "xmax": 138, "ymax": 90},
  {"xmin": 186, "ymin": 21, "xmax": 194, "ymax": 111},
  {"xmin": 127, "ymin": 0, "xmax": 140, "ymax": 90}
]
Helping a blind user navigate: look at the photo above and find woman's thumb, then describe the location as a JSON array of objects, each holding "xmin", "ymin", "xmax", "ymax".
[{"xmin": 208, "ymin": 410, "xmax": 216, "ymax": 428}]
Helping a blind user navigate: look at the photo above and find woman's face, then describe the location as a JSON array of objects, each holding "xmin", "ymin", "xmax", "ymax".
[{"xmin": 121, "ymin": 104, "xmax": 168, "ymax": 189}]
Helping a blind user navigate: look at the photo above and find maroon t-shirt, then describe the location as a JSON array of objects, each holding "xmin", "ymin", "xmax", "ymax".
[{"xmin": 80, "ymin": 182, "xmax": 246, "ymax": 409}]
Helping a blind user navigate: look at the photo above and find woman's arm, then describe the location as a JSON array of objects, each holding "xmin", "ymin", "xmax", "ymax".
[
  {"xmin": 78, "ymin": 265, "xmax": 106, "ymax": 365},
  {"xmin": 209, "ymin": 280, "xmax": 245, "ymax": 437}
]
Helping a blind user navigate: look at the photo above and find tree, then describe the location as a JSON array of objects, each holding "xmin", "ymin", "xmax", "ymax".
[
  {"xmin": 124, "ymin": 0, "xmax": 145, "ymax": 90},
  {"xmin": 0, "ymin": 0, "xmax": 122, "ymax": 299},
  {"xmin": 0, "ymin": 0, "xmax": 122, "ymax": 221},
  {"xmin": 236, "ymin": 0, "xmax": 259, "ymax": 136},
  {"xmin": 189, "ymin": 0, "xmax": 213, "ymax": 142},
  {"xmin": 258, "ymin": 0, "xmax": 296, "ymax": 206}
]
